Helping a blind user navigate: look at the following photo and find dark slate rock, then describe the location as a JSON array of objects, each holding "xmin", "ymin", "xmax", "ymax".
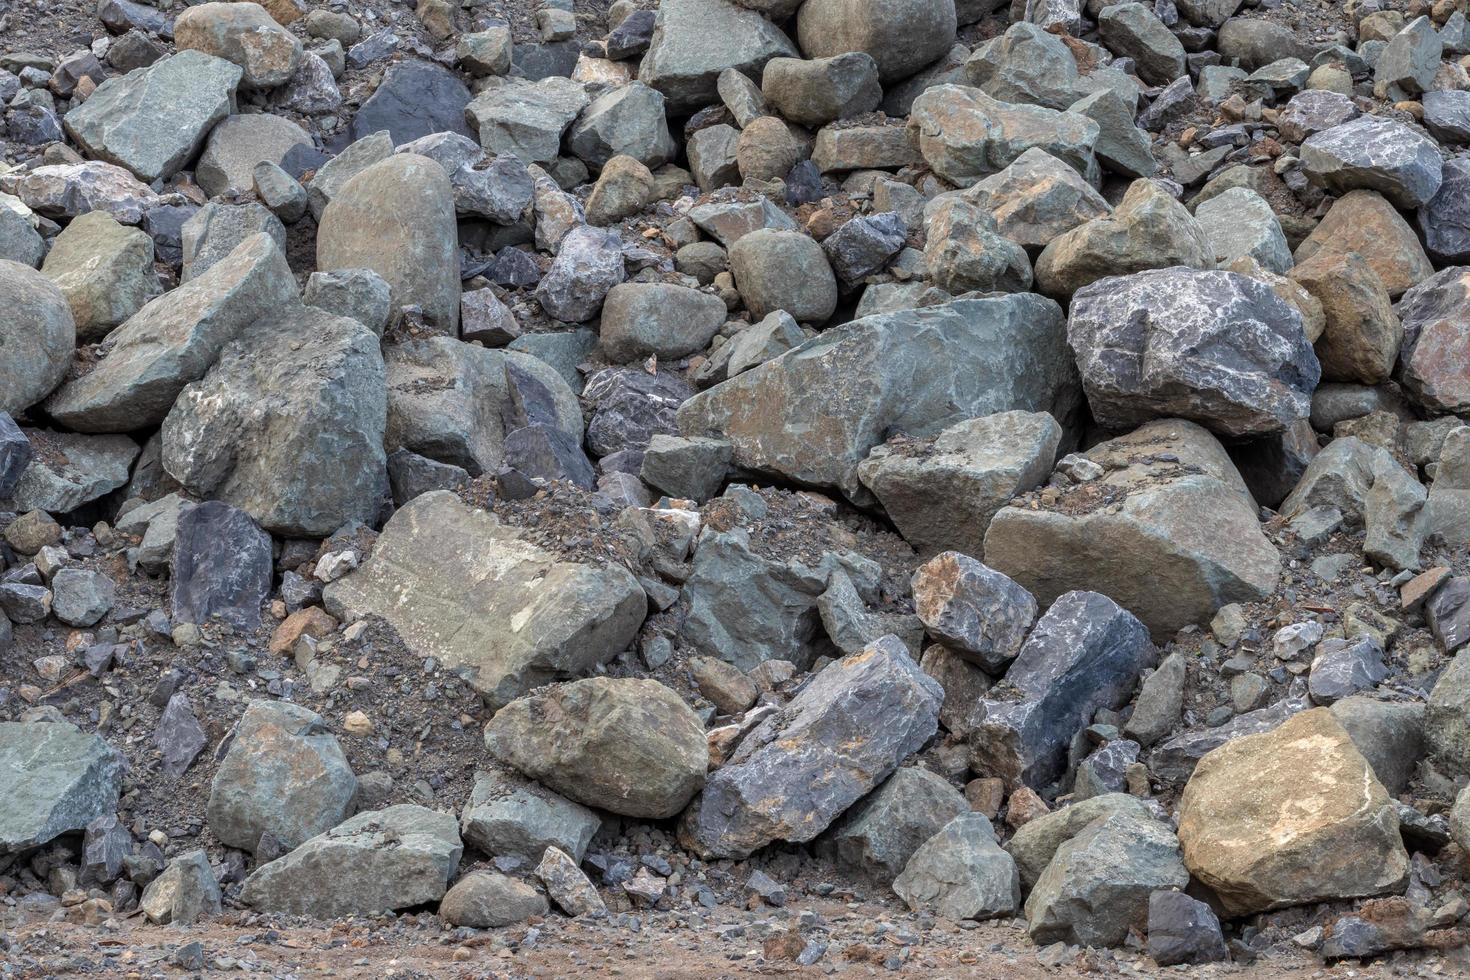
[
  {"xmin": 1422, "ymin": 90, "xmax": 1470, "ymax": 144},
  {"xmin": 584, "ymin": 368, "xmax": 693, "ymax": 458},
  {"xmin": 1418, "ymin": 158, "xmax": 1470, "ymax": 264},
  {"xmin": 1149, "ymin": 696, "xmax": 1307, "ymax": 785},
  {"xmin": 513, "ymin": 41, "xmax": 581, "ymax": 80},
  {"xmin": 606, "ymin": 10, "xmax": 656, "ymax": 61},
  {"xmin": 1301, "ymin": 114, "xmax": 1444, "ymax": 209},
  {"xmin": 1427, "ymin": 577, "xmax": 1470, "ymax": 653},
  {"xmin": 502, "ymin": 424, "xmax": 596, "ymax": 488},
  {"xmin": 349, "ymin": 59, "xmax": 472, "ymax": 146},
  {"xmin": 7, "ymin": 104, "xmax": 64, "ymax": 145},
  {"xmin": 169, "ymin": 501, "xmax": 273, "ymax": 632},
  {"xmin": 784, "ymin": 159, "xmax": 824, "ymax": 205},
  {"xmin": 1308, "ymin": 637, "xmax": 1389, "ymax": 705},
  {"xmin": 347, "ymin": 28, "xmax": 400, "ymax": 69},
  {"xmin": 678, "ymin": 635, "xmax": 941, "ymax": 858},
  {"xmin": 1147, "ymin": 890, "xmax": 1229, "ymax": 966},
  {"xmin": 98, "ymin": 0, "xmax": 174, "ymax": 37},
  {"xmin": 142, "ymin": 203, "xmax": 198, "ymax": 265},
  {"xmin": 487, "ymin": 246, "xmax": 542, "ymax": 287},
  {"xmin": 82, "ymin": 814, "xmax": 133, "ymax": 884},
  {"xmin": 969, "ymin": 590, "xmax": 1157, "ymax": 791},
  {"xmin": 387, "ymin": 449, "xmax": 469, "ymax": 507},
  {"xmin": 0, "ymin": 413, "xmax": 32, "ymax": 499},
  {"xmin": 822, "ymin": 211, "xmax": 906, "ymax": 284},
  {"xmin": 154, "ymin": 692, "xmax": 207, "ymax": 778},
  {"xmin": 1073, "ymin": 738, "xmax": 1141, "ymax": 800},
  {"xmin": 1068, "ymin": 267, "xmax": 1320, "ymax": 439}
]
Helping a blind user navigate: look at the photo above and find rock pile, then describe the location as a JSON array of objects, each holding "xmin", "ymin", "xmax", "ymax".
[{"xmin": 4, "ymin": 0, "xmax": 1470, "ymax": 972}]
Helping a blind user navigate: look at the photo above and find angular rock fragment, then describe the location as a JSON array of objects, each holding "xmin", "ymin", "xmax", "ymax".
[
  {"xmin": 460, "ymin": 769, "xmax": 601, "ymax": 864},
  {"xmin": 0, "ymin": 260, "xmax": 74, "ymax": 417},
  {"xmin": 821, "ymin": 767, "xmax": 968, "ymax": 881},
  {"xmin": 0, "ymin": 722, "xmax": 125, "ymax": 852},
  {"xmin": 911, "ymin": 553, "xmax": 1036, "ymax": 673},
  {"xmin": 893, "ymin": 813, "xmax": 1020, "ymax": 921},
  {"xmin": 170, "ymin": 500, "xmax": 273, "ymax": 631},
  {"xmin": 1301, "ymin": 115, "xmax": 1444, "ymax": 210}
]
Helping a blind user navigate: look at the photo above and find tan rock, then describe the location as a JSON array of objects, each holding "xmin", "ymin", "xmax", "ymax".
[
  {"xmin": 1293, "ymin": 190, "xmax": 1433, "ymax": 298},
  {"xmin": 1290, "ymin": 250, "xmax": 1402, "ymax": 384},
  {"xmin": 268, "ymin": 607, "xmax": 338, "ymax": 656},
  {"xmin": 1177, "ymin": 708, "xmax": 1409, "ymax": 916}
]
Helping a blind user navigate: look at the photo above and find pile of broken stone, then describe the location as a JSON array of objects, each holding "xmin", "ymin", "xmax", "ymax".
[{"xmin": 6, "ymin": 0, "xmax": 1470, "ymax": 969}]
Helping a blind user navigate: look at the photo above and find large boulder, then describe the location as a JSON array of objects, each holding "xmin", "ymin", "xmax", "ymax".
[
  {"xmin": 323, "ymin": 491, "xmax": 645, "ymax": 708},
  {"xmin": 967, "ymin": 590, "xmax": 1155, "ymax": 791},
  {"xmin": 484, "ymin": 677, "xmax": 707, "ymax": 819},
  {"xmin": 0, "ymin": 722, "xmax": 124, "ymax": 852},
  {"xmin": 465, "ymin": 76, "xmax": 590, "ymax": 164},
  {"xmin": 797, "ymin": 0, "xmax": 957, "ymax": 84},
  {"xmin": 566, "ymin": 82, "xmax": 676, "ymax": 170},
  {"xmin": 986, "ymin": 420, "xmax": 1282, "ymax": 637},
  {"xmin": 40, "ymin": 211, "xmax": 159, "ymax": 341},
  {"xmin": 909, "ymin": 85, "xmax": 1098, "ymax": 188},
  {"xmin": 639, "ymin": 0, "xmax": 798, "ymax": 112},
  {"xmin": 892, "ymin": 813, "xmax": 1020, "ymax": 921},
  {"xmin": 728, "ymin": 228, "xmax": 838, "ymax": 323},
  {"xmin": 1177, "ymin": 708, "xmax": 1409, "ymax": 915},
  {"xmin": 1295, "ymin": 190, "xmax": 1432, "ymax": 298},
  {"xmin": 1290, "ymin": 249, "xmax": 1401, "ymax": 385},
  {"xmin": 1067, "ymin": 267, "xmax": 1320, "ymax": 438},
  {"xmin": 241, "ymin": 805, "xmax": 462, "ymax": 917},
  {"xmin": 1396, "ymin": 267, "xmax": 1470, "ymax": 413},
  {"xmin": 206, "ymin": 701, "xmax": 357, "ymax": 853},
  {"xmin": 195, "ymin": 113, "xmax": 312, "ymax": 199},
  {"xmin": 46, "ymin": 233, "xmax": 298, "ymax": 432},
  {"xmin": 0, "ymin": 260, "xmax": 74, "ymax": 417},
  {"xmin": 1301, "ymin": 115, "xmax": 1443, "ymax": 209},
  {"xmin": 820, "ymin": 767, "xmax": 969, "ymax": 881},
  {"xmin": 174, "ymin": 1, "xmax": 301, "ymax": 88},
  {"xmin": 599, "ymin": 282, "xmax": 727, "ymax": 363},
  {"xmin": 1005, "ymin": 793, "xmax": 1154, "ymax": 889},
  {"xmin": 161, "ymin": 307, "xmax": 386, "ymax": 537},
  {"xmin": 858, "ymin": 411, "xmax": 1061, "ymax": 560},
  {"xmin": 679, "ymin": 635, "xmax": 942, "ymax": 858},
  {"xmin": 350, "ymin": 59, "xmax": 472, "ymax": 147},
  {"xmin": 1034, "ymin": 179, "xmax": 1213, "ymax": 300},
  {"xmin": 964, "ymin": 22, "xmax": 1084, "ymax": 112},
  {"xmin": 957, "ymin": 148, "xmax": 1111, "ymax": 251},
  {"xmin": 676, "ymin": 295, "xmax": 1081, "ymax": 504},
  {"xmin": 317, "ymin": 154, "xmax": 460, "ymax": 334},
  {"xmin": 1194, "ymin": 187, "xmax": 1292, "ymax": 274},
  {"xmin": 63, "ymin": 51, "xmax": 241, "ymax": 182}
]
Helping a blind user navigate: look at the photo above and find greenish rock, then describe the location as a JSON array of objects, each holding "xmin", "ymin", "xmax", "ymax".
[
  {"xmin": 41, "ymin": 210, "xmax": 160, "ymax": 341},
  {"xmin": 0, "ymin": 722, "xmax": 125, "ymax": 852},
  {"xmin": 893, "ymin": 813, "xmax": 1020, "ymax": 920}
]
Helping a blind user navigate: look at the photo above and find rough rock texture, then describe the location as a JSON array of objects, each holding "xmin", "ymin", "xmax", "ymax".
[
  {"xmin": 40, "ymin": 210, "xmax": 159, "ymax": 341},
  {"xmin": 1301, "ymin": 115, "xmax": 1444, "ymax": 210},
  {"xmin": 821, "ymin": 767, "xmax": 968, "ymax": 881},
  {"xmin": 0, "ymin": 722, "xmax": 124, "ymax": 852},
  {"xmin": 323, "ymin": 492, "xmax": 645, "ymax": 708},
  {"xmin": 169, "ymin": 501, "xmax": 273, "ymax": 631},
  {"xmin": 986, "ymin": 420, "xmax": 1282, "ymax": 636},
  {"xmin": 679, "ymin": 636, "xmax": 942, "ymax": 858},
  {"xmin": 1396, "ymin": 266, "xmax": 1470, "ymax": 412},
  {"xmin": 1177, "ymin": 708, "xmax": 1410, "ymax": 916},
  {"xmin": 892, "ymin": 813, "xmax": 1020, "ymax": 921},
  {"xmin": 484, "ymin": 678, "xmax": 706, "ymax": 819},
  {"xmin": 639, "ymin": 0, "xmax": 798, "ymax": 112},
  {"xmin": 911, "ymin": 552, "xmax": 1036, "ymax": 673},
  {"xmin": 460, "ymin": 769, "xmax": 601, "ymax": 864},
  {"xmin": 677, "ymin": 295, "xmax": 1080, "ymax": 504},
  {"xmin": 909, "ymin": 85, "xmax": 1098, "ymax": 188},
  {"xmin": 0, "ymin": 260, "xmax": 75, "ymax": 417},
  {"xmin": 599, "ymin": 282, "xmax": 727, "ymax": 363},
  {"xmin": 796, "ymin": 0, "xmax": 957, "ymax": 84}
]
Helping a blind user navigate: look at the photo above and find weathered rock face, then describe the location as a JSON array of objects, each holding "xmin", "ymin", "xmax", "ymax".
[
  {"xmin": 441, "ymin": 872, "xmax": 548, "ymax": 928},
  {"xmin": 174, "ymin": 1, "xmax": 302, "ymax": 88},
  {"xmin": 0, "ymin": 260, "xmax": 75, "ymax": 417},
  {"xmin": 195, "ymin": 113, "xmax": 312, "ymax": 199},
  {"xmin": 465, "ymin": 76, "xmax": 589, "ymax": 165},
  {"xmin": 858, "ymin": 411, "xmax": 1061, "ymax": 560},
  {"xmin": 967, "ymin": 590, "xmax": 1155, "ymax": 791},
  {"xmin": 384, "ymin": 336, "xmax": 582, "ymax": 477},
  {"xmin": 1280, "ymin": 437, "xmax": 1426, "ymax": 573},
  {"xmin": 567, "ymin": 82, "xmax": 676, "ymax": 170},
  {"xmin": 317, "ymin": 154, "xmax": 460, "ymax": 334},
  {"xmin": 1194, "ymin": 187, "xmax": 1292, "ymax": 274},
  {"xmin": 923, "ymin": 197, "xmax": 1033, "ymax": 294},
  {"xmin": 909, "ymin": 85, "xmax": 1098, "ymax": 188},
  {"xmin": 1025, "ymin": 810, "xmax": 1189, "ymax": 947},
  {"xmin": 729, "ymin": 228, "xmax": 839, "ymax": 323},
  {"xmin": 820, "ymin": 767, "xmax": 968, "ymax": 881},
  {"xmin": 912, "ymin": 552, "xmax": 1036, "ymax": 673},
  {"xmin": 206, "ymin": 701, "xmax": 357, "ymax": 853},
  {"xmin": 0, "ymin": 722, "xmax": 125, "ymax": 852},
  {"xmin": 958, "ymin": 148, "xmax": 1111, "ymax": 251},
  {"xmin": 324, "ymin": 492, "xmax": 645, "ymax": 708},
  {"xmin": 1294, "ymin": 190, "xmax": 1433, "ymax": 299},
  {"xmin": 964, "ymin": 22, "xmax": 1082, "ymax": 112},
  {"xmin": 1004, "ymin": 793, "xmax": 1154, "ymax": 889},
  {"xmin": 599, "ymin": 282, "xmax": 727, "ymax": 363},
  {"xmin": 892, "ymin": 813, "xmax": 1020, "ymax": 921},
  {"xmin": 677, "ymin": 295, "xmax": 1081, "ymax": 504},
  {"xmin": 1067, "ymin": 267, "xmax": 1320, "ymax": 439},
  {"xmin": 639, "ymin": 0, "xmax": 798, "ymax": 112},
  {"xmin": 0, "ymin": 429, "xmax": 138, "ymax": 514},
  {"xmin": 161, "ymin": 307, "xmax": 386, "ymax": 537},
  {"xmin": 797, "ymin": 0, "xmax": 958, "ymax": 84},
  {"xmin": 460, "ymin": 769, "xmax": 601, "ymax": 864},
  {"xmin": 484, "ymin": 677, "xmax": 707, "ymax": 819},
  {"xmin": 679, "ymin": 636, "xmax": 942, "ymax": 858},
  {"xmin": 40, "ymin": 210, "xmax": 159, "ymax": 341},
  {"xmin": 1396, "ymin": 267, "xmax": 1470, "ymax": 413},
  {"xmin": 1177, "ymin": 708, "xmax": 1409, "ymax": 916},
  {"xmin": 181, "ymin": 202, "xmax": 287, "ymax": 284},
  {"xmin": 1290, "ymin": 249, "xmax": 1402, "ymax": 386},
  {"xmin": 46, "ymin": 233, "xmax": 298, "ymax": 433},
  {"xmin": 986, "ymin": 420, "xmax": 1281, "ymax": 636},
  {"xmin": 140, "ymin": 850, "xmax": 223, "ymax": 925},
  {"xmin": 241, "ymin": 805, "xmax": 463, "ymax": 917},
  {"xmin": 1301, "ymin": 114, "xmax": 1444, "ymax": 210}
]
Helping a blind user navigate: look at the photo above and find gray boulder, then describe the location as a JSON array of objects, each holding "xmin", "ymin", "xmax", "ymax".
[
  {"xmin": 1309, "ymin": 637, "xmax": 1389, "ymax": 706},
  {"xmin": 679, "ymin": 635, "xmax": 941, "ymax": 858},
  {"xmin": 304, "ymin": 268, "xmax": 392, "ymax": 336},
  {"xmin": 1097, "ymin": 3, "xmax": 1186, "ymax": 87},
  {"xmin": 964, "ymin": 22, "xmax": 1083, "ymax": 112},
  {"xmin": 465, "ymin": 76, "xmax": 590, "ymax": 164},
  {"xmin": 677, "ymin": 295, "xmax": 1081, "ymax": 504},
  {"xmin": 46, "ymin": 233, "xmax": 298, "ymax": 433},
  {"xmin": 820, "ymin": 767, "xmax": 968, "ymax": 881},
  {"xmin": 241, "ymin": 805, "xmax": 462, "ymax": 917},
  {"xmin": 63, "ymin": 51, "xmax": 241, "ymax": 182},
  {"xmin": 139, "ymin": 850, "xmax": 222, "ymax": 925},
  {"xmin": 1147, "ymin": 890, "xmax": 1230, "ymax": 966},
  {"xmin": 207, "ymin": 701, "xmax": 357, "ymax": 853},
  {"xmin": 0, "ymin": 207, "xmax": 44, "ymax": 268},
  {"xmin": 1302, "ymin": 115, "xmax": 1444, "ymax": 210},
  {"xmin": 729, "ymin": 228, "xmax": 838, "ymax": 323},
  {"xmin": 195, "ymin": 113, "xmax": 312, "ymax": 199},
  {"xmin": 535, "ymin": 224, "xmax": 624, "ymax": 323},
  {"xmin": 923, "ymin": 198, "xmax": 1032, "ymax": 294},
  {"xmin": 1419, "ymin": 158, "xmax": 1470, "ymax": 265},
  {"xmin": 600, "ymin": 282, "xmax": 726, "ymax": 363},
  {"xmin": 1067, "ymin": 267, "xmax": 1319, "ymax": 438},
  {"xmin": 761, "ymin": 53, "xmax": 882, "ymax": 127},
  {"xmin": 174, "ymin": 1, "xmax": 301, "ymax": 89},
  {"xmin": 50, "ymin": 568, "xmax": 115, "ymax": 628},
  {"xmin": 796, "ymin": 0, "xmax": 957, "ymax": 84},
  {"xmin": 1194, "ymin": 188, "xmax": 1292, "ymax": 274},
  {"xmin": 347, "ymin": 58, "xmax": 471, "ymax": 146},
  {"xmin": 1, "ymin": 430, "xmax": 138, "ymax": 513},
  {"xmin": 1375, "ymin": 16, "xmax": 1442, "ymax": 102},
  {"xmin": 893, "ymin": 813, "xmax": 1020, "ymax": 920},
  {"xmin": 324, "ymin": 492, "xmax": 645, "ymax": 708},
  {"xmin": 0, "ymin": 722, "xmax": 124, "ymax": 852},
  {"xmin": 1397, "ymin": 266, "xmax": 1470, "ymax": 412},
  {"xmin": 1280, "ymin": 437, "xmax": 1425, "ymax": 572},
  {"xmin": 0, "ymin": 260, "xmax": 74, "ymax": 417},
  {"xmin": 1005, "ymin": 793, "xmax": 1153, "ymax": 889},
  {"xmin": 180, "ymin": 202, "xmax": 287, "ymax": 283},
  {"xmin": 566, "ymin": 82, "xmax": 676, "ymax": 170},
  {"xmin": 460, "ymin": 769, "xmax": 601, "ymax": 864},
  {"xmin": 1330, "ymin": 696, "xmax": 1424, "ymax": 796},
  {"xmin": 441, "ymin": 871, "xmax": 548, "ymax": 928},
  {"xmin": 484, "ymin": 677, "xmax": 707, "ymax": 819},
  {"xmin": 639, "ymin": 0, "xmax": 798, "ymax": 112}
]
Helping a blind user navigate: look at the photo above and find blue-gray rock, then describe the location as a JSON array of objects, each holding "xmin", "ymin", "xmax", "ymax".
[
  {"xmin": 679, "ymin": 635, "xmax": 942, "ymax": 858},
  {"xmin": 169, "ymin": 500, "xmax": 272, "ymax": 631},
  {"xmin": 81, "ymin": 814, "xmax": 132, "ymax": 884},
  {"xmin": 465, "ymin": 76, "xmax": 590, "ymax": 164},
  {"xmin": 1147, "ymin": 890, "xmax": 1229, "ymax": 966},
  {"xmin": 1276, "ymin": 90, "xmax": 1359, "ymax": 143},
  {"xmin": 820, "ymin": 767, "xmax": 969, "ymax": 882},
  {"xmin": 303, "ymin": 268, "xmax": 392, "ymax": 335},
  {"xmin": 0, "ymin": 414, "xmax": 32, "ymax": 499},
  {"xmin": 207, "ymin": 700, "xmax": 357, "ymax": 852},
  {"xmin": 1073, "ymin": 739, "xmax": 1141, "ymax": 800},
  {"xmin": 1150, "ymin": 696, "xmax": 1306, "ymax": 786},
  {"xmin": 909, "ymin": 85, "xmax": 1099, "ymax": 189},
  {"xmin": 0, "ymin": 722, "xmax": 125, "ymax": 852},
  {"xmin": 63, "ymin": 51, "xmax": 241, "ymax": 183},
  {"xmin": 154, "ymin": 692, "xmax": 206, "ymax": 778},
  {"xmin": 161, "ymin": 307, "xmax": 386, "ymax": 537},
  {"xmin": 0, "ymin": 260, "xmax": 74, "ymax": 418},
  {"xmin": 1301, "ymin": 115, "xmax": 1444, "ymax": 210},
  {"xmin": 1419, "ymin": 158, "xmax": 1470, "ymax": 264},
  {"xmin": 460, "ymin": 768, "xmax": 601, "ymax": 864},
  {"xmin": 180, "ymin": 202, "xmax": 286, "ymax": 283},
  {"xmin": 566, "ymin": 82, "xmax": 676, "ymax": 170},
  {"xmin": 585, "ymin": 367, "xmax": 692, "ymax": 457},
  {"xmin": 535, "ymin": 224, "xmax": 624, "ymax": 323},
  {"xmin": 911, "ymin": 552, "xmax": 1036, "ymax": 673},
  {"xmin": 242, "ymin": 805, "xmax": 462, "ymax": 917},
  {"xmin": 349, "ymin": 59, "xmax": 472, "ymax": 146},
  {"xmin": 1098, "ymin": 2, "xmax": 1186, "ymax": 87},
  {"xmin": 1374, "ymin": 16, "xmax": 1441, "ymax": 102},
  {"xmin": 822, "ymin": 211, "xmax": 906, "ymax": 284},
  {"xmin": 1309, "ymin": 637, "xmax": 1389, "ymax": 706},
  {"xmin": 0, "ymin": 207, "xmax": 45, "ymax": 269},
  {"xmin": 1, "ymin": 429, "xmax": 139, "ymax": 514},
  {"xmin": 640, "ymin": 434, "xmax": 732, "ymax": 501},
  {"xmin": 893, "ymin": 813, "xmax": 1020, "ymax": 920},
  {"xmin": 1025, "ymin": 810, "xmax": 1189, "ymax": 947},
  {"xmin": 1005, "ymin": 793, "xmax": 1154, "ymax": 889},
  {"xmin": 1194, "ymin": 187, "xmax": 1292, "ymax": 273},
  {"xmin": 501, "ymin": 423, "xmax": 595, "ymax": 488},
  {"xmin": 1068, "ymin": 88, "xmax": 1157, "ymax": 178},
  {"xmin": 139, "ymin": 849, "xmax": 221, "ymax": 925},
  {"xmin": 50, "ymin": 568, "xmax": 115, "ymax": 628},
  {"xmin": 969, "ymin": 591, "xmax": 1154, "ymax": 791},
  {"xmin": 1068, "ymin": 267, "xmax": 1319, "ymax": 438},
  {"xmin": 606, "ymin": 10, "xmax": 655, "ymax": 60},
  {"xmin": 677, "ymin": 295, "xmax": 1081, "ymax": 504},
  {"xmin": 964, "ymin": 22, "xmax": 1083, "ymax": 112},
  {"xmin": 1422, "ymin": 90, "xmax": 1470, "ymax": 144}
]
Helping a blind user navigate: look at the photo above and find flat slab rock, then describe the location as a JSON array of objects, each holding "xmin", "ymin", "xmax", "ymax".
[
  {"xmin": 241, "ymin": 804, "xmax": 462, "ymax": 918},
  {"xmin": 678, "ymin": 635, "xmax": 942, "ymax": 859},
  {"xmin": 324, "ymin": 491, "xmax": 645, "ymax": 709},
  {"xmin": 0, "ymin": 722, "xmax": 125, "ymax": 852}
]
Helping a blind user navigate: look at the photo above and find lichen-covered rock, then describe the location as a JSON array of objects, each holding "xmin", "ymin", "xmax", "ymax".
[
  {"xmin": 679, "ymin": 636, "xmax": 941, "ymax": 858},
  {"xmin": 1177, "ymin": 708, "xmax": 1409, "ymax": 915},
  {"xmin": 484, "ymin": 677, "xmax": 707, "ymax": 819},
  {"xmin": 1067, "ymin": 267, "xmax": 1320, "ymax": 438},
  {"xmin": 324, "ymin": 492, "xmax": 645, "ymax": 708}
]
